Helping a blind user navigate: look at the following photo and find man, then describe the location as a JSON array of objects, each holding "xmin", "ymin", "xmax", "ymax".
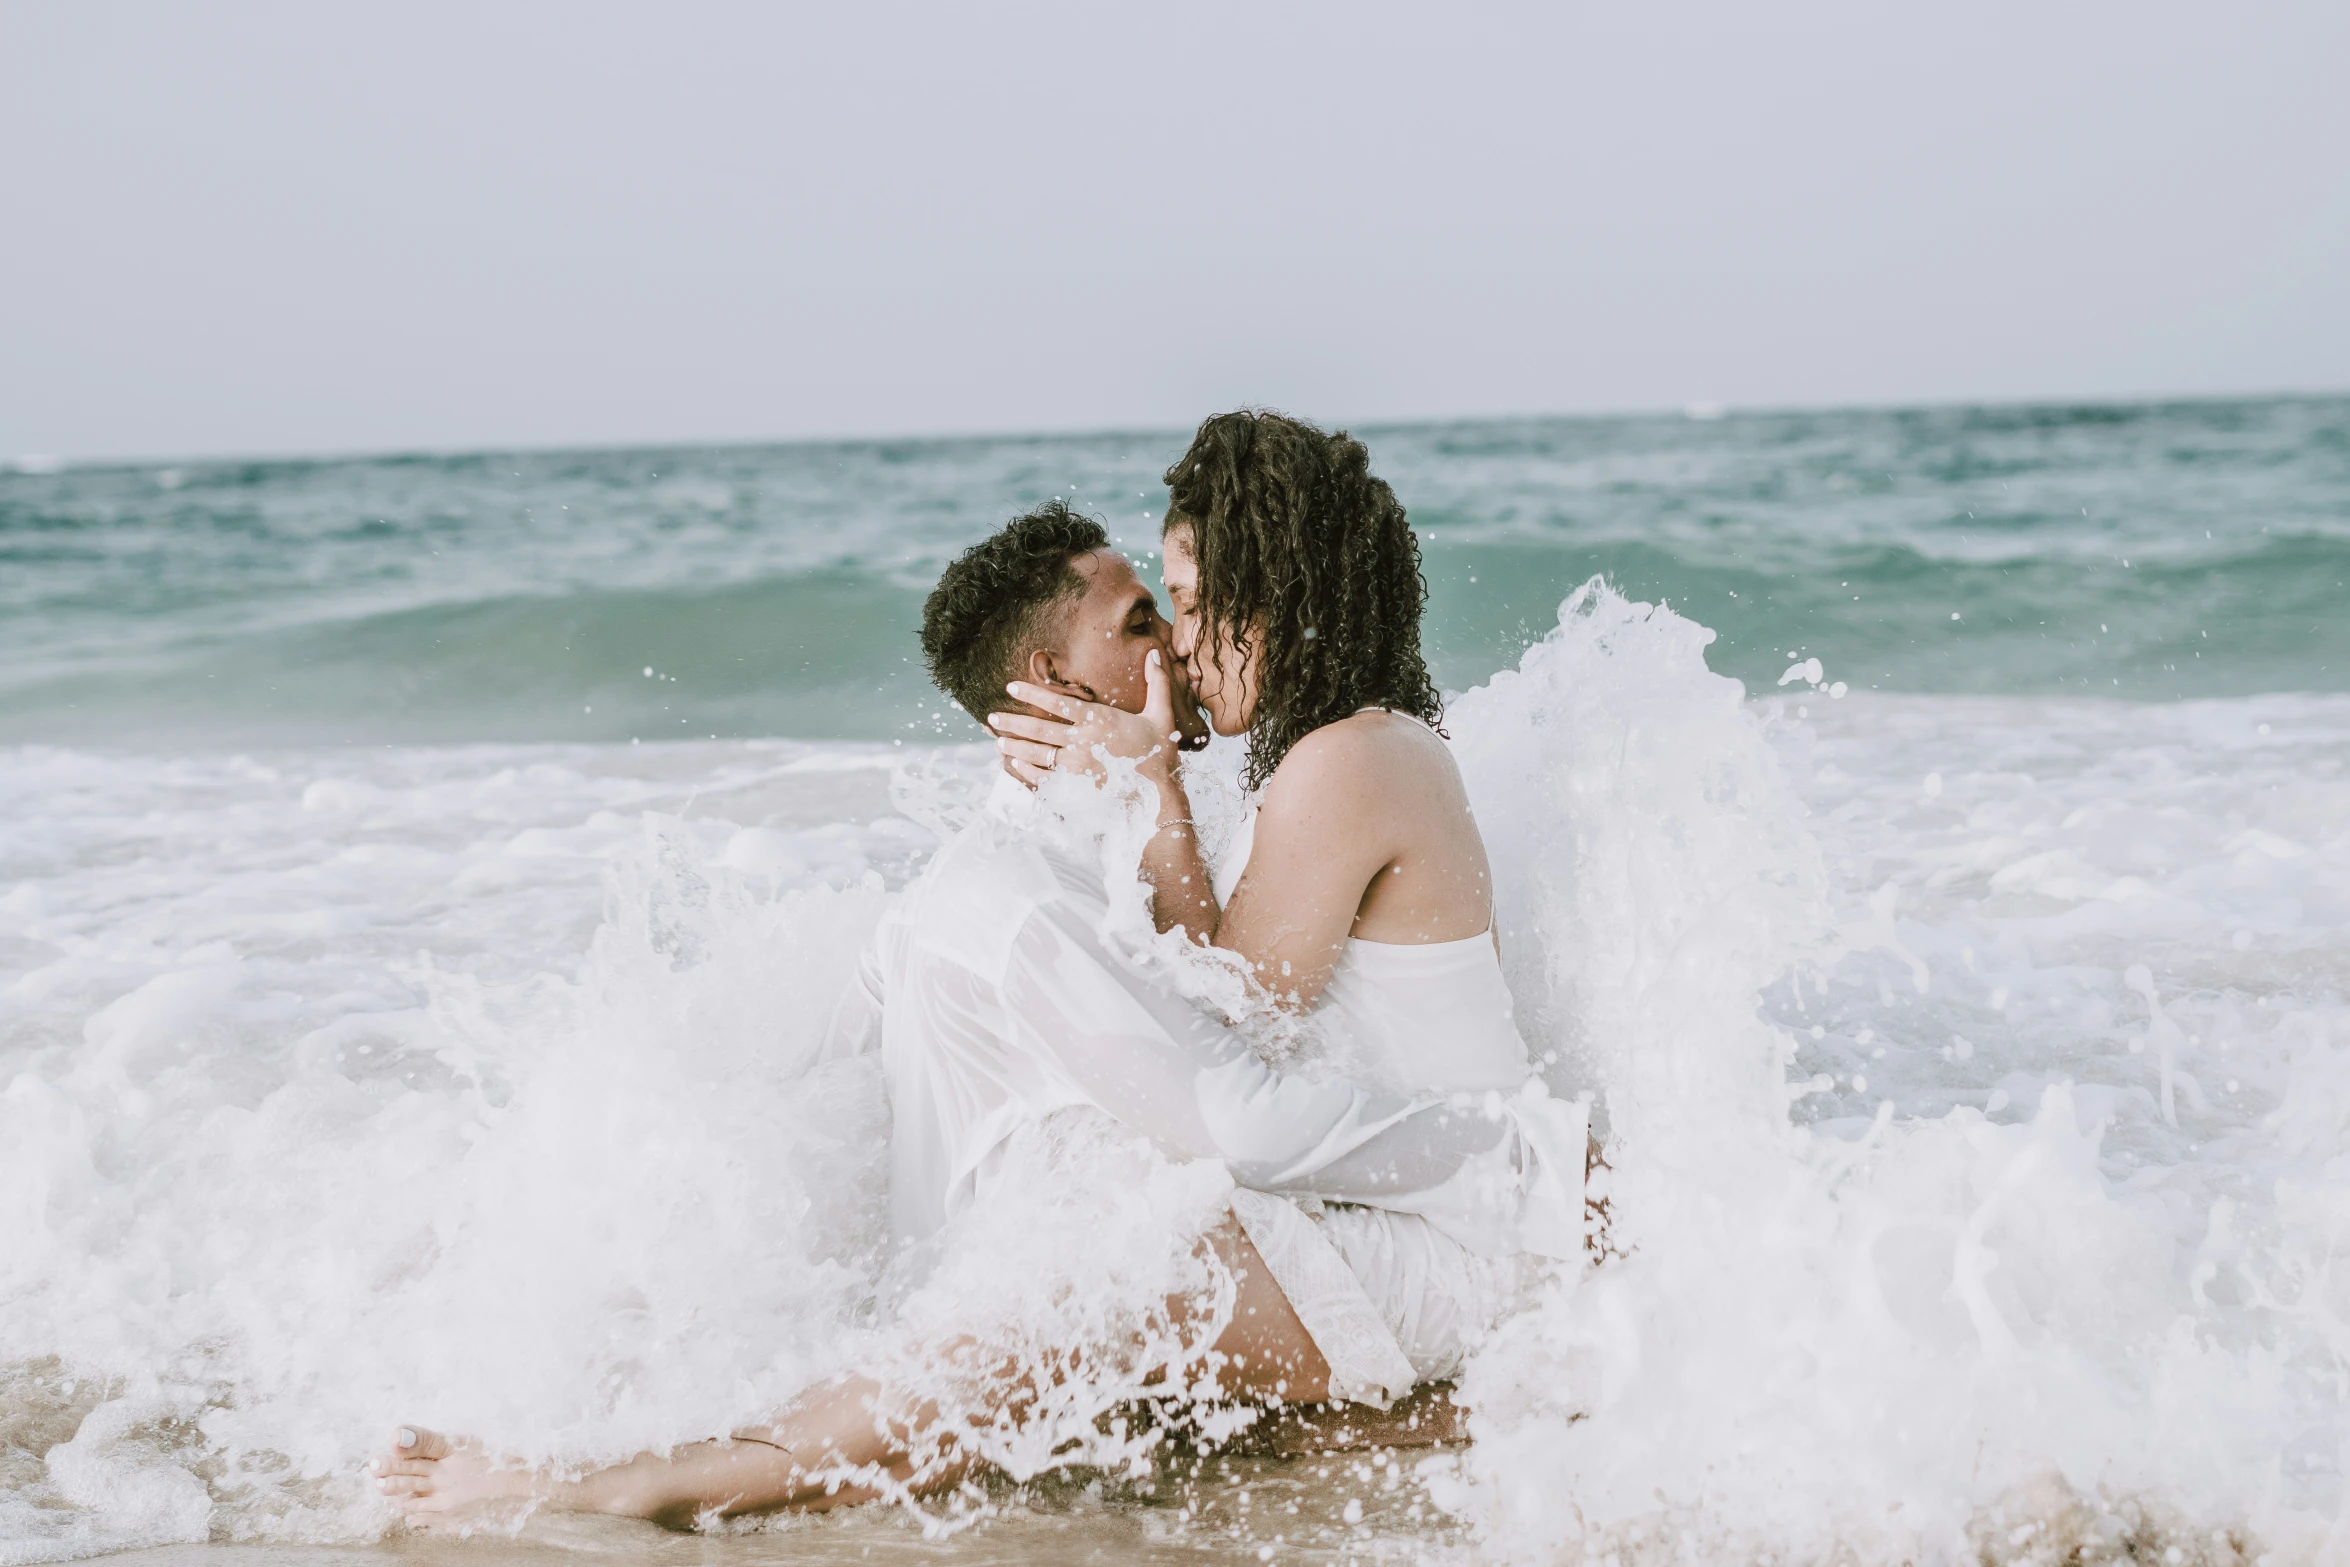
[{"xmin": 915, "ymin": 499, "xmax": 1213, "ymax": 756}]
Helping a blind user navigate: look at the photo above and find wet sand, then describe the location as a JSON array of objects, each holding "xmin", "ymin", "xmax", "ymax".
[
  {"xmin": 81, "ymin": 1391, "xmax": 1478, "ymax": 1567},
  {"xmin": 100, "ymin": 1452, "xmax": 1468, "ymax": 1567}
]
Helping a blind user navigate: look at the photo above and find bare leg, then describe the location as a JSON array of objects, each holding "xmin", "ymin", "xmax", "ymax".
[
  {"xmin": 1200, "ymin": 1206, "xmax": 1331, "ymax": 1403},
  {"xmin": 374, "ymin": 1373, "xmax": 934, "ymax": 1529},
  {"xmin": 376, "ymin": 1212, "xmax": 1332, "ymax": 1529}
]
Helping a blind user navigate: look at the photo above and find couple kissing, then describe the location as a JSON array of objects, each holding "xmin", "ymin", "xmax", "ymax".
[{"xmin": 375, "ymin": 408, "xmax": 1604, "ymax": 1528}]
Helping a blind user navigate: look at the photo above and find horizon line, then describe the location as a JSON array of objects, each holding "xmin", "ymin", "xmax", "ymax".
[{"xmin": 11, "ymin": 383, "xmax": 2347, "ymax": 476}]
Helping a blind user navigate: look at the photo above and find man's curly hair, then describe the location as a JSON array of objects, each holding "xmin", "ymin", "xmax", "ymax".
[
  {"xmin": 920, "ymin": 500, "xmax": 1109, "ymax": 725},
  {"xmin": 1163, "ymin": 409, "xmax": 1441, "ymax": 792}
]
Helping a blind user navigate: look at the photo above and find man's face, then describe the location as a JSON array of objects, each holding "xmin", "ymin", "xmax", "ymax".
[{"xmin": 1031, "ymin": 549, "xmax": 1210, "ymax": 747}]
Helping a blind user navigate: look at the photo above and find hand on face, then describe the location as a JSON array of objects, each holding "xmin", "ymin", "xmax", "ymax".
[{"xmin": 992, "ymin": 648, "xmax": 1187, "ymax": 789}]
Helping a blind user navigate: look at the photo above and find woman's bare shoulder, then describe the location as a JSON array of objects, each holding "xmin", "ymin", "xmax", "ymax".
[{"xmin": 1261, "ymin": 711, "xmax": 1457, "ymax": 810}]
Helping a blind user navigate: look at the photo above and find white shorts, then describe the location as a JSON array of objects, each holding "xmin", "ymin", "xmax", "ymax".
[{"xmin": 1228, "ymin": 1188, "xmax": 1518, "ymax": 1408}]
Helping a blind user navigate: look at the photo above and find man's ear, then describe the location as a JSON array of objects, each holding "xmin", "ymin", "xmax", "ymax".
[{"xmin": 1026, "ymin": 646, "xmax": 1065, "ymax": 689}]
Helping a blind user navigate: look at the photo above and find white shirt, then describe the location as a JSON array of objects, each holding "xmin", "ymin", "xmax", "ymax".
[{"xmin": 824, "ymin": 776, "xmax": 1588, "ymax": 1279}]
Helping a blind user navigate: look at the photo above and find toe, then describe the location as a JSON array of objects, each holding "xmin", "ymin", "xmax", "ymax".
[
  {"xmin": 400, "ymin": 1489, "xmax": 462, "ymax": 1523},
  {"xmin": 389, "ymin": 1425, "xmax": 452, "ymax": 1460}
]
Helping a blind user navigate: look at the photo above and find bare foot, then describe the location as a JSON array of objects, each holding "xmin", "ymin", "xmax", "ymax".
[{"xmin": 372, "ymin": 1425, "xmax": 545, "ymax": 1527}]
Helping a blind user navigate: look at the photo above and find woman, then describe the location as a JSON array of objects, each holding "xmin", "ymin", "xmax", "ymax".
[
  {"xmin": 374, "ymin": 411, "xmax": 1589, "ymax": 1527},
  {"xmin": 993, "ymin": 409, "xmax": 1572, "ymax": 1399},
  {"xmin": 1003, "ymin": 409, "xmax": 1505, "ymax": 1011}
]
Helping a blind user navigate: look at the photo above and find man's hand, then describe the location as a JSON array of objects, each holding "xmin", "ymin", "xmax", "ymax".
[{"xmin": 990, "ymin": 649, "xmax": 1185, "ymax": 791}]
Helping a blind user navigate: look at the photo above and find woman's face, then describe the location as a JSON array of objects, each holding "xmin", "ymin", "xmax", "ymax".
[{"xmin": 1160, "ymin": 524, "xmax": 1258, "ymax": 737}]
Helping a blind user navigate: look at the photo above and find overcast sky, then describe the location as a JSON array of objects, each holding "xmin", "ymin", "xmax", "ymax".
[{"xmin": 4, "ymin": 0, "xmax": 2345, "ymax": 462}]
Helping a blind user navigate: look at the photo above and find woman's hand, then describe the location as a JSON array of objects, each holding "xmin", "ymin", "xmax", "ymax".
[
  {"xmin": 995, "ymin": 650, "xmax": 1217, "ymax": 938},
  {"xmin": 991, "ymin": 649, "xmax": 1184, "ymax": 790}
]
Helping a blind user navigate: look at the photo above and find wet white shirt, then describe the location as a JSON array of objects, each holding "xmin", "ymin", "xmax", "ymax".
[{"xmin": 823, "ymin": 777, "xmax": 1588, "ymax": 1287}]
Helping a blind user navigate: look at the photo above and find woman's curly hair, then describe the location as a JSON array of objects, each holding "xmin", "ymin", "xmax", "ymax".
[{"xmin": 1163, "ymin": 409, "xmax": 1442, "ymax": 791}]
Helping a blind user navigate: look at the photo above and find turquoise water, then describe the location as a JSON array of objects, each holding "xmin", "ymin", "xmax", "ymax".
[{"xmin": 5, "ymin": 395, "xmax": 2344, "ymax": 747}]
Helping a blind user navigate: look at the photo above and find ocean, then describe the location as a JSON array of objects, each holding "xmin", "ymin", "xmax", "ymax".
[{"xmin": 3, "ymin": 395, "xmax": 2347, "ymax": 1564}]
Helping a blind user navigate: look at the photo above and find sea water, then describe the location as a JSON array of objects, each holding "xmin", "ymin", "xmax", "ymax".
[{"xmin": 2, "ymin": 397, "xmax": 2346, "ymax": 1563}]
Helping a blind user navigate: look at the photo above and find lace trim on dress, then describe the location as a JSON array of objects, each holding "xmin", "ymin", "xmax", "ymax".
[{"xmin": 1227, "ymin": 1188, "xmax": 1420, "ymax": 1410}]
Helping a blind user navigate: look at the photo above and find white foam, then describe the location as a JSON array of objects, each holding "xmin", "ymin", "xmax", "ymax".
[
  {"xmin": 1442, "ymin": 584, "xmax": 2350, "ymax": 1563},
  {"xmin": 0, "ymin": 741, "xmax": 919, "ymax": 1552}
]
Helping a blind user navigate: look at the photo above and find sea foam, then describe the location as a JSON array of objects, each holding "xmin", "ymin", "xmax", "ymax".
[{"xmin": 1443, "ymin": 584, "xmax": 2350, "ymax": 1565}]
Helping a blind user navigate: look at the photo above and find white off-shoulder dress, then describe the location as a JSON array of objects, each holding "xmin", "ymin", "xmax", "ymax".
[{"xmin": 1212, "ymin": 804, "xmax": 1574, "ymax": 1406}]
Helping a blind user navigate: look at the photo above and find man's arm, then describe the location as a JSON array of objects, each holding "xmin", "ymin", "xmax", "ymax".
[{"xmin": 999, "ymin": 893, "xmax": 1587, "ymax": 1259}]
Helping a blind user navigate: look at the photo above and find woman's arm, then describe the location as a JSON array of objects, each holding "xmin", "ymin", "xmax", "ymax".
[
  {"xmin": 989, "ymin": 686, "xmax": 1405, "ymax": 1006},
  {"xmin": 1209, "ymin": 728, "xmax": 1397, "ymax": 1008},
  {"xmin": 992, "ymin": 652, "xmax": 1220, "ymax": 939}
]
